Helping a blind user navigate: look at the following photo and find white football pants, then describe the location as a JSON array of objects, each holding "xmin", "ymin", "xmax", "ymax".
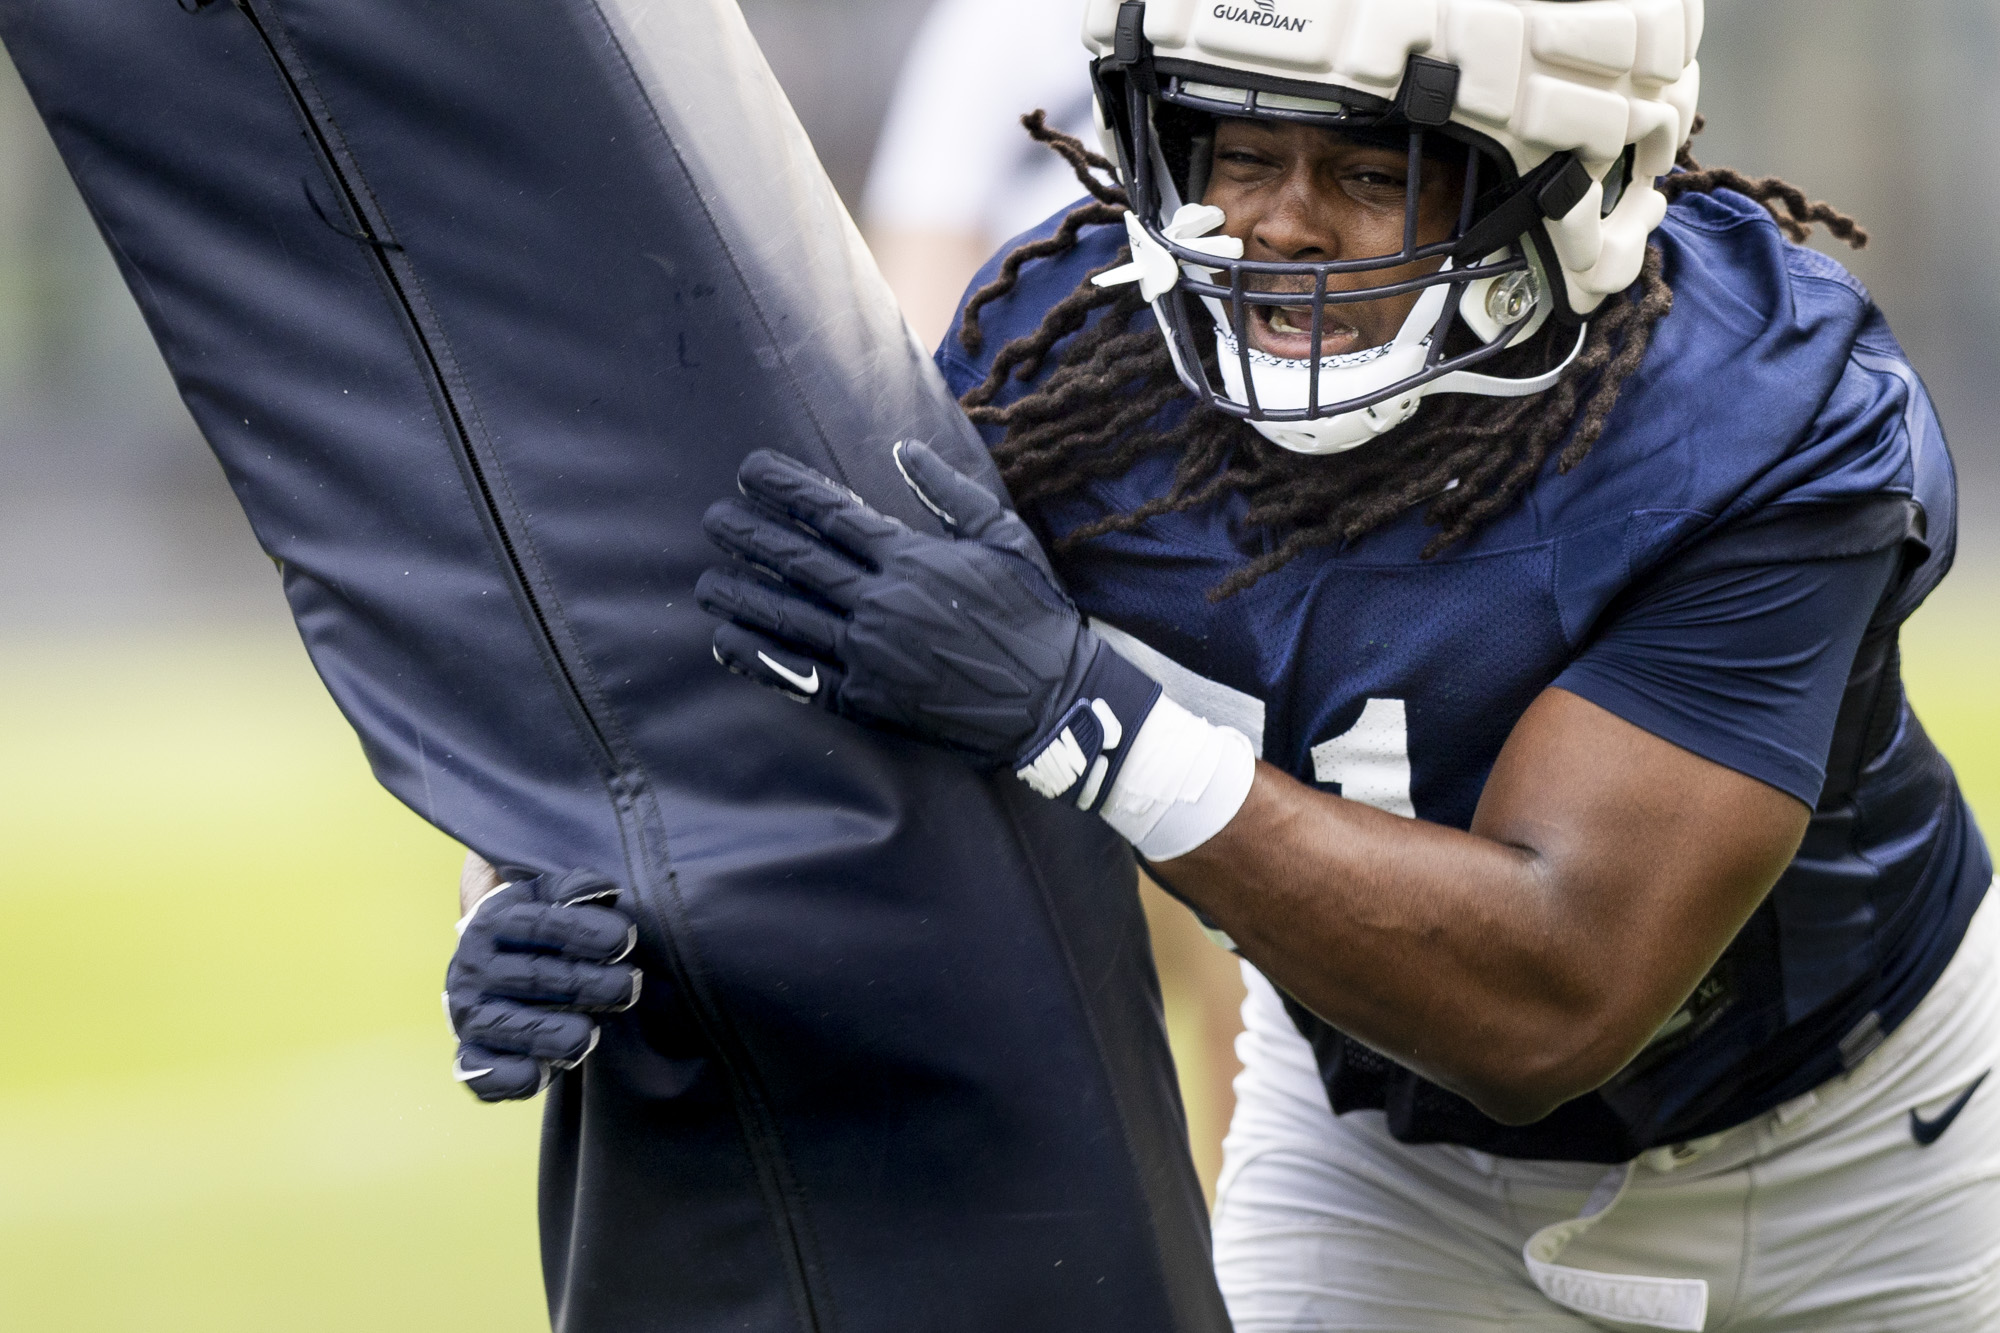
[{"xmin": 1213, "ymin": 886, "xmax": 2000, "ymax": 1332}]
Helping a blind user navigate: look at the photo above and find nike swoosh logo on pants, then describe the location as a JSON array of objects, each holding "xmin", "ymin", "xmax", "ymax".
[{"xmin": 1910, "ymin": 1069, "xmax": 1989, "ymax": 1146}]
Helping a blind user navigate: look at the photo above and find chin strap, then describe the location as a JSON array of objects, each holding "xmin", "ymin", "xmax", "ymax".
[
  {"xmin": 1431, "ymin": 320, "xmax": 1589, "ymax": 399},
  {"xmin": 1097, "ymin": 201, "xmax": 1589, "ymax": 443},
  {"xmin": 1222, "ymin": 299, "xmax": 1590, "ymax": 456}
]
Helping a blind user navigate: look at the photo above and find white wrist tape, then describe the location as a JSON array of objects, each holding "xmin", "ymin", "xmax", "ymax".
[{"xmin": 1098, "ymin": 694, "xmax": 1256, "ymax": 862}]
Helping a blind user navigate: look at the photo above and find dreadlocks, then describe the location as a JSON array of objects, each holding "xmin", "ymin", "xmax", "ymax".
[
  {"xmin": 1664, "ymin": 115, "xmax": 1869, "ymax": 247},
  {"xmin": 960, "ymin": 113, "xmax": 1865, "ymax": 598}
]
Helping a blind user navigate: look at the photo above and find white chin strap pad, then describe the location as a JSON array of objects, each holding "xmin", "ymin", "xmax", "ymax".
[
  {"xmin": 1192, "ymin": 254, "xmax": 1587, "ymax": 458},
  {"xmin": 1107, "ymin": 203, "xmax": 1592, "ymax": 458},
  {"xmin": 1248, "ymin": 392, "xmax": 1423, "ymax": 456},
  {"xmin": 1214, "ymin": 308, "xmax": 1591, "ymax": 457},
  {"xmin": 1205, "ymin": 282, "xmax": 1448, "ymax": 456}
]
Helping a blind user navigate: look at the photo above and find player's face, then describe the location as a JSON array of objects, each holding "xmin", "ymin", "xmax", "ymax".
[{"xmin": 1201, "ymin": 119, "xmax": 1465, "ymax": 361}]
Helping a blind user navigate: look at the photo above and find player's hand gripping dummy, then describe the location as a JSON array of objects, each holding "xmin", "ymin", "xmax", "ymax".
[
  {"xmin": 444, "ymin": 869, "xmax": 643, "ymax": 1101},
  {"xmin": 699, "ymin": 444, "xmax": 1257, "ymax": 862}
]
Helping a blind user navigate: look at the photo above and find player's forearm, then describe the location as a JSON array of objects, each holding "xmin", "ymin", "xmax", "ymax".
[
  {"xmin": 687, "ymin": 450, "xmax": 1796, "ymax": 1125},
  {"xmin": 1161, "ymin": 763, "xmax": 1655, "ymax": 1124}
]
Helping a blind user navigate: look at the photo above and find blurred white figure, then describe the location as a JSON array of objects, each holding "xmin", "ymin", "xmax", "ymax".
[{"xmin": 863, "ymin": 0, "xmax": 1099, "ymax": 349}]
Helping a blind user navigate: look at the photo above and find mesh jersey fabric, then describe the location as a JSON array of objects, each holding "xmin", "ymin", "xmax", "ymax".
[
  {"xmin": 937, "ymin": 186, "xmax": 1992, "ymax": 1162},
  {"xmin": 1554, "ymin": 523, "xmax": 1897, "ymax": 808}
]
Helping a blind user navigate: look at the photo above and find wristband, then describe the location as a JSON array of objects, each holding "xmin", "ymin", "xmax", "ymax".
[{"xmin": 1098, "ymin": 695, "xmax": 1257, "ymax": 862}]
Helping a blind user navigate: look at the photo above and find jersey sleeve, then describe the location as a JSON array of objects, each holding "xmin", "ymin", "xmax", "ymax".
[{"xmin": 1553, "ymin": 507, "xmax": 1902, "ymax": 807}]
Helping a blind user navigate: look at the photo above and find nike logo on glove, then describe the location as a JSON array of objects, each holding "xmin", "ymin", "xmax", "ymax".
[
  {"xmin": 758, "ymin": 652, "xmax": 820, "ymax": 696},
  {"xmin": 452, "ymin": 1056, "xmax": 495, "ymax": 1083},
  {"xmin": 1910, "ymin": 1069, "xmax": 1989, "ymax": 1146}
]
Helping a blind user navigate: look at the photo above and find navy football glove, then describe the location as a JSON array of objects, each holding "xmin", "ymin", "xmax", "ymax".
[
  {"xmin": 697, "ymin": 442, "xmax": 1162, "ymax": 809},
  {"xmin": 444, "ymin": 869, "xmax": 642, "ymax": 1102}
]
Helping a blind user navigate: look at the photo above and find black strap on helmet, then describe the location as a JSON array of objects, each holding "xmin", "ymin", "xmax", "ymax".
[{"xmin": 1453, "ymin": 151, "xmax": 1592, "ymax": 262}]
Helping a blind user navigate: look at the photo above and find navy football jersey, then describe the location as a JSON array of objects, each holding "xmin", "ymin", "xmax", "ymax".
[{"xmin": 939, "ymin": 188, "xmax": 1993, "ymax": 1162}]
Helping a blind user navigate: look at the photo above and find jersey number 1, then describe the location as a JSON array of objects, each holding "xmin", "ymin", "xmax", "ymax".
[{"xmin": 1310, "ymin": 699, "xmax": 1415, "ymax": 819}]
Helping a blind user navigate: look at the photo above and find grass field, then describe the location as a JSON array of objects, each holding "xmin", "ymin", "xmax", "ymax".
[
  {"xmin": 0, "ymin": 632, "xmax": 543, "ymax": 1330},
  {"xmin": 1, "ymin": 576, "xmax": 1994, "ymax": 1330}
]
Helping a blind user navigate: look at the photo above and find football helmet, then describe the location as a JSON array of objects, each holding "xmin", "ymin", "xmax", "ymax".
[{"xmin": 1081, "ymin": 0, "xmax": 1701, "ymax": 454}]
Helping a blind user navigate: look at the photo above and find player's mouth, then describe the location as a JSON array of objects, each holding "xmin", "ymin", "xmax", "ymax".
[{"xmin": 1245, "ymin": 297, "xmax": 1367, "ymax": 361}]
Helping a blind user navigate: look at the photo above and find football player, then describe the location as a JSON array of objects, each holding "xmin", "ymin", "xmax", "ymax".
[{"xmin": 636, "ymin": 1, "xmax": 2000, "ymax": 1326}]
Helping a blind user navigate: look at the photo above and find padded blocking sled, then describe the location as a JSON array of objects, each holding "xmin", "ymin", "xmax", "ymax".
[{"xmin": 0, "ymin": 2, "xmax": 1229, "ymax": 1329}]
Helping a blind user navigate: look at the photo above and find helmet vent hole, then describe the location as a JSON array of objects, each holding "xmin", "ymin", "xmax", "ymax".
[{"xmin": 1600, "ymin": 146, "xmax": 1637, "ymax": 218}]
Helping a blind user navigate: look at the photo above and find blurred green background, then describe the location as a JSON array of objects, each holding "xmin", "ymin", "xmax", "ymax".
[
  {"xmin": 0, "ymin": 635, "xmax": 540, "ymax": 1327},
  {"xmin": 3, "ymin": 1, "xmax": 1998, "ymax": 1328}
]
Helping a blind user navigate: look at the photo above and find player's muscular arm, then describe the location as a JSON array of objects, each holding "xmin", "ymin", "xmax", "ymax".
[
  {"xmin": 1160, "ymin": 687, "xmax": 1810, "ymax": 1125},
  {"xmin": 692, "ymin": 448, "xmax": 1810, "ymax": 1125}
]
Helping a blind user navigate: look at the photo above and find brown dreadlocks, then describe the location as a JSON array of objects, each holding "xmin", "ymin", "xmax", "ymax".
[{"xmin": 960, "ymin": 113, "xmax": 1866, "ymax": 598}]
